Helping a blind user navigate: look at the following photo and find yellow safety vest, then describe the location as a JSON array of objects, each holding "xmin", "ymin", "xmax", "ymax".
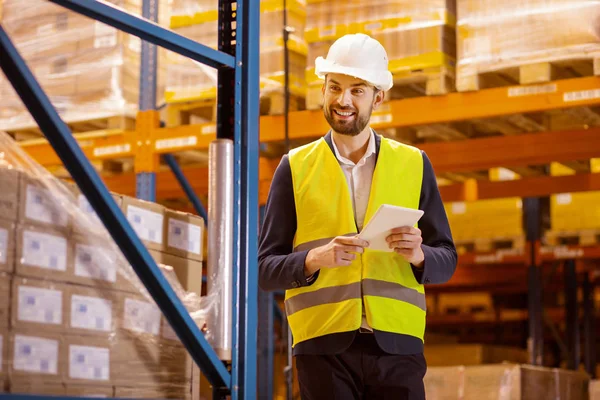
[{"xmin": 285, "ymin": 134, "xmax": 426, "ymax": 347}]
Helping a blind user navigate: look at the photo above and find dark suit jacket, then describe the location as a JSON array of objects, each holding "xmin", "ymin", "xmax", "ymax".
[{"xmin": 258, "ymin": 131, "xmax": 458, "ymax": 355}]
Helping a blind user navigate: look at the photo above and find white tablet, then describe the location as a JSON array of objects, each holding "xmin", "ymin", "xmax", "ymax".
[{"xmin": 358, "ymin": 204, "xmax": 424, "ymax": 252}]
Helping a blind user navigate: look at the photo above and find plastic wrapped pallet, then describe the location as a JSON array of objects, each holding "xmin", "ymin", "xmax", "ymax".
[
  {"xmin": 425, "ymin": 364, "xmax": 589, "ymax": 400},
  {"xmin": 0, "ymin": 131, "xmax": 217, "ymax": 399},
  {"xmin": 444, "ymin": 198, "xmax": 524, "ymax": 252},
  {"xmin": 456, "ymin": 0, "xmax": 600, "ymax": 91},
  {"xmin": 165, "ymin": 0, "xmax": 308, "ymax": 113},
  {"xmin": 305, "ymin": 0, "xmax": 456, "ymax": 107},
  {"xmin": 0, "ymin": 0, "xmax": 169, "ymax": 132}
]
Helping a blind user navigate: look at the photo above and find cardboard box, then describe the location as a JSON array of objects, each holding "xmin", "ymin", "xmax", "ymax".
[
  {"xmin": 66, "ymin": 384, "xmax": 113, "ymax": 397},
  {"xmin": 8, "ymin": 330, "xmax": 65, "ymax": 384},
  {"xmin": 0, "ymin": 168, "xmax": 20, "ymax": 222},
  {"xmin": 69, "ymin": 180, "xmax": 124, "ymax": 236},
  {"xmin": 0, "ymin": 274, "xmax": 10, "ymax": 328},
  {"xmin": 18, "ymin": 174, "xmax": 71, "ymax": 232},
  {"xmin": 15, "ymin": 224, "xmax": 72, "ymax": 282},
  {"xmin": 0, "ymin": 219, "xmax": 15, "ymax": 273},
  {"xmin": 112, "ymin": 335, "xmax": 192, "ymax": 387},
  {"xmin": 64, "ymin": 334, "xmax": 112, "ymax": 387},
  {"xmin": 8, "ymin": 379, "xmax": 66, "ymax": 395},
  {"xmin": 118, "ymin": 292, "xmax": 162, "ymax": 339},
  {"xmin": 149, "ymin": 250, "xmax": 203, "ymax": 296},
  {"xmin": 120, "ymin": 196, "xmax": 166, "ymax": 252},
  {"xmin": 164, "ymin": 209, "xmax": 204, "ymax": 262},
  {"xmin": 69, "ymin": 234, "xmax": 121, "ymax": 291},
  {"xmin": 590, "ymin": 380, "xmax": 600, "ymax": 400},
  {"xmin": 115, "ymin": 385, "xmax": 191, "ymax": 399},
  {"xmin": 0, "ymin": 329, "xmax": 7, "ymax": 389},
  {"xmin": 424, "ymin": 364, "xmax": 589, "ymax": 400},
  {"xmin": 424, "ymin": 344, "xmax": 529, "ymax": 367},
  {"xmin": 11, "ymin": 276, "xmax": 68, "ymax": 333},
  {"xmin": 67, "ymin": 283, "xmax": 119, "ymax": 337}
]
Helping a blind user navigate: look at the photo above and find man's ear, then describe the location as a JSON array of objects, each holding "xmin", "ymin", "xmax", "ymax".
[{"xmin": 373, "ymin": 89, "xmax": 385, "ymax": 109}]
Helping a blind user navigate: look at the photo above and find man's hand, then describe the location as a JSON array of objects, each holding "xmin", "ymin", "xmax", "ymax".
[
  {"xmin": 304, "ymin": 236, "xmax": 369, "ymax": 276},
  {"xmin": 386, "ymin": 226, "xmax": 425, "ymax": 268}
]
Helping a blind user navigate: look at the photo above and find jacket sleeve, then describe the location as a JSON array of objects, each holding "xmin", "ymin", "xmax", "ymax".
[
  {"xmin": 258, "ymin": 155, "xmax": 318, "ymax": 291},
  {"xmin": 411, "ymin": 151, "xmax": 458, "ymax": 285}
]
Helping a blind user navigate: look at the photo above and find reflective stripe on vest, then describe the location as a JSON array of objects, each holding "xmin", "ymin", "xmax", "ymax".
[{"xmin": 286, "ymin": 134, "xmax": 425, "ymax": 347}]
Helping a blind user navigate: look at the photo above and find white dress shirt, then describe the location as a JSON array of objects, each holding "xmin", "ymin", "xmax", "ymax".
[{"xmin": 331, "ymin": 130, "xmax": 376, "ymax": 331}]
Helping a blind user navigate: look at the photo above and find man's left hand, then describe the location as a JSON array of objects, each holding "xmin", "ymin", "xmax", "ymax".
[{"xmin": 386, "ymin": 226, "xmax": 425, "ymax": 268}]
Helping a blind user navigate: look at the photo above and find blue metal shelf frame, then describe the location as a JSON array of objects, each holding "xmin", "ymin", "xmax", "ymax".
[{"xmin": 0, "ymin": 0, "xmax": 259, "ymax": 398}]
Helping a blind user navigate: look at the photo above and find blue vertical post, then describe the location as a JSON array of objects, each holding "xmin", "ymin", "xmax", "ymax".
[
  {"xmin": 136, "ymin": 0, "xmax": 159, "ymax": 201},
  {"xmin": 230, "ymin": 0, "xmax": 260, "ymax": 396}
]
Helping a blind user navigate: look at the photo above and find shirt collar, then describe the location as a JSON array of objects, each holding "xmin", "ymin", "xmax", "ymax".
[{"xmin": 331, "ymin": 129, "xmax": 376, "ymax": 166}]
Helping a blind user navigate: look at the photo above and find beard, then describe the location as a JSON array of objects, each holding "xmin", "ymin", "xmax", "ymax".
[{"xmin": 323, "ymin": 104, "xmax": 372, "ymax": 136}]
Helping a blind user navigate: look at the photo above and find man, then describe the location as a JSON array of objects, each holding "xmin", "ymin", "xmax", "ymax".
[{"xmin": 258, "ymin": 33, "xmax": 457, "ymax": 400}]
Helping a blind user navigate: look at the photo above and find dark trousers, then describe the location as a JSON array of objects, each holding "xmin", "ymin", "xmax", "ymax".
[{"xmin": 295, "ymin": 333, "xmax": 427, "ymax": 400}]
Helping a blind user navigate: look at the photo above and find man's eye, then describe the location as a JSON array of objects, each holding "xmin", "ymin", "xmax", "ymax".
[
  {"xmin": 353, "ymin": 89, "xmax": 364, "ymax": 95},
  {"xmin": 330, "ymin": 86, "xmax": 340, "ymax": 91}
]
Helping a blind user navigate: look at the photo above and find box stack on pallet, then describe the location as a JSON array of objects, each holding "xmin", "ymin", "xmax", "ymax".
[
  {"xmin": 456, "ymin": 0, "xmax": 600, "ymax": 91},
  {"xmin": 545, "ymin": 161, "xmax": 600, "ymax": 247},
  {"xmin": 444, "ymin": 196, "xmax": 525, "ymax": 254},
  {"xmin": 0, "ymin": 134, "xmax": 206, "ymax": 398},
  {"xmin": 425, "ymin": 364, "xmax": 589, "ymax": 399},
  {"xmin": 164, "ymin": 0, "xmax": 308, "ymax": 125},
  {"xmin": 0, "ymin": 0, "xmax": 169, "ymax": 139},
  {"xmin": 304, "ymin": 0, "xmax": 456, "ymax": 110}
]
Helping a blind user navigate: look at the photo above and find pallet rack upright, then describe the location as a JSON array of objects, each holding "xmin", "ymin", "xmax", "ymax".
[{"xmin": 0, "ymin": 0, "xmax": 260, "ymax": 398}]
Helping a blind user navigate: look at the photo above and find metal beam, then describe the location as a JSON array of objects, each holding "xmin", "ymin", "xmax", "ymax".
[
  {"xmin": 0, "ymin": 24, "xmax": 231, "ymax": 389},
  {"xmin": 230, "ymin": 0, "xmax": 260, "ymax": 396},
  {"xmin": 439, "ymin": 172, "xmax": 600, "ymax": 202},
  {"xmin": 564, "ymin": 259, "xmax": 580, "ymax": 370},
  {"xmin": 583, "ymin": 272, "xmax": 596, "ymax": 378},
  {"xmin": 525, "ymin": 197, "xmax": 544, "ymax": 366},
  {"xmin": 163, "ymin": 154, "xmax": 208, "ymax": 222},
  {"xmin": 47, "ymin": 0, "xmax": 235, "ymax": 69},
  {"xmin": 422, "ymin": 127, "xmax": 600, "ymax": 174}
]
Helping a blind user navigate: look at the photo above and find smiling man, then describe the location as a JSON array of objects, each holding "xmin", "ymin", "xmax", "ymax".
[{"xmin": 258, "ymin": 33, "xmax": 457, "ymax": 400}]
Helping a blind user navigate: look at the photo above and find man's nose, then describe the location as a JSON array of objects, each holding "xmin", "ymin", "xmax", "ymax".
[{"xmin": 336, "ymin": 90, "xmax": 352, "ymax": 107}]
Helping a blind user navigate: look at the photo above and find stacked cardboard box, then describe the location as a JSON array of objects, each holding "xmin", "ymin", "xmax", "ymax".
[
  {"xmin": 444, "ymin": 198, "xmax": 524, "ymax": 246},
  {"xmin": 305, "ymin": 0, "xmax": 456, "ymax": 108},
  {"xmin": 0, "ymin": 166, "xmax": 205, "ymax": 398},
  {"xmin": 456, "ymin": 0, "xmax": 600, "ymax": 91},
  {"xmin": 424, "ymin": 364, "xmax": 589, "ymax": 400},
  {"xmin": 0, "ymin": 0, "xmax": 169, "ymax": 131},
  {"xmin": 165, "ymin": 0, "xmax": 308, "ymax": 109}
]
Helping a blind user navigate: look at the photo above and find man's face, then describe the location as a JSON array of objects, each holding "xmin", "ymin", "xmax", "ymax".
[{"xmin": 322, "ymin": 73, "xmax": 384, "ymax": 136}]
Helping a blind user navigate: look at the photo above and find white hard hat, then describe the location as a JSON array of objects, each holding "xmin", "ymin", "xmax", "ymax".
[{"xmin": 314, "ymin": 33, "xmax": 393, "ymax": 91}]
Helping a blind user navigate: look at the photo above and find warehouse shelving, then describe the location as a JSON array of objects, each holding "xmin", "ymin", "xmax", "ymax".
[{"xmin": 0, "ymin": 0, "xmax": 259, "ymax": 398}]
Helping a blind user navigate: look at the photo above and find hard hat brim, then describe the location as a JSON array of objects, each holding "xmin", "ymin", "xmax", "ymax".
[{"xmin": 314, "ymin": 56, "xmax": 394, "ymax": 91}]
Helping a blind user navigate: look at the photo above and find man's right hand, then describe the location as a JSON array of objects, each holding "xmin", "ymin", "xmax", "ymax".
[{"xmin": 304, "ymin": 236, "xmax": 369, "ymax": 276}]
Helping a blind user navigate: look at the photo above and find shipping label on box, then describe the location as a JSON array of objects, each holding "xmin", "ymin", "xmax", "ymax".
[
  {"xmin": 16, "ymin": 225, "xmax": 71, "ymax": 281},
  {"xmin": 12, "ymin": 278, "xmax": 67, "ymax": 333},
  {"xmin": 0, "ymin": 219, "xmax": 15, "ymax": 273},
  {"xmin": 12, "ymin": 334, "xmax": 60, "ymax": 376},
  {"xmin": 72, "ymin": 192, "xmax": 123, "ymax": 236},
  {"xmin": 20, "ymin": 180, "xmax": 70, "ymax": 229},
  {"xmin": 70, "ymin": 294, "xmax": 113, "ymax": 334},
  {"xmin": 68, "ymin": 344, "xmax": 110, "ymax": 383},
  {"xmin": 0, "ymin": 168, "xmax": 20, "ymax": 222},
  {"xmin": 165, "ymin": 210, "xmax": 204, "ymax": 261},
  {"xmin": 127, "ymin": 206, "xmax": 164, "ymax": 246},
  {"xmin": 122, "ymin": 297, "xmax": 161, "ymax": 336},
  {"xmin": 73, "ymin": 241, "xmax": 118, "ymax": 285},
  {"xmin": 121, "ymin": 196, "xmax": 165, "ymax": 251}
]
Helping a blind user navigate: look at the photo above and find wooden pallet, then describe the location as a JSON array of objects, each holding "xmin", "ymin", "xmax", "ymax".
[
  {"xmin": 436, "ymin": 292, "xmax": 494, "ymax": 315},
  {"xmin": 457, "ymin": 54, "xmax": 600, "ymax": 92},
  {"xmin": 544, "ymin": 229, "xmax": 600, "ymax": 246},
  {"xmin": 305, "ymin": 65, "xmax": 454, "ymax": 111},
  {"xmin": 165, "ymin": 91, "xmax": 305, "ymax": 126},
  {"xmin": 4, "ymin": 114, "xmax": 136, "ymax": 141},
  {"xmin": 455, "ymin": 235, "xmax": 526, "ymax": 254}
]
